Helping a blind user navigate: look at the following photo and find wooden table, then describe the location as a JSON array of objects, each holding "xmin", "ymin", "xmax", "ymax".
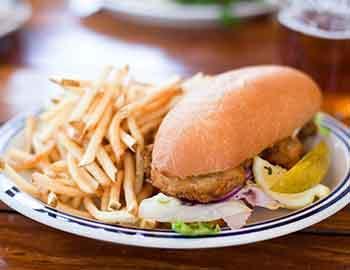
[{"xmin": 0, "ymin": 1, "xmax": 350, "ymax": 269}]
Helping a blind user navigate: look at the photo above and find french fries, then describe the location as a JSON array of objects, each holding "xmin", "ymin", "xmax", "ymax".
[
  {"xmin": 96, "ymin": 146, "xmax": 117, "ymax": 181},
  {"xmin": 24, "ymin": 116, "xmax": 37, "ymax": 153},
  {"xmin": 107, "ymin": 170, "xmax": 123, "ymax": 210},
  {"xmin": 57, "ymin": 201, "xmax": 92, "ymax": 219},
  {"xmin": 58, "ymin": 133, "xmax": 110, "ymax": 186},
  {"xmin": 137, "ymin": 182, "xmax": 154, "ymax": 203},
  {"xmin": 83, "ymin": 197, "xmax": 136, "ymax": 224},
  {"xmin": 54, "ymin": 177, "xmax": 76, "ymax": 187},
  {"xmin": 47, "ymin": 191, "xmax": 58, "ymax": 206},
  {"xmin": 1, "ymin": 65, "xmax": 183, "ymax": 228},
  {"xmin": 39, "ymin": 106, "xmax": 74, "ymax": 142},
  {"xmin": 120, "ymin": 129, "xmax": 137, "ymax": 152},
  {"xmin": 45, "ymin": 160, "xmax": 67, "ymax": 175},
  {"xmin": 136, "ymin": 100, "xmax": 175, "ymax": 126},
  {"xmin": 139, "ymin": 116, "xmax": 163, "ymax": 135},
  {"xmin": 40, "ymin": 96, "xmax": 77, "ymax": 122},
  {"xmin": 32, "ymin": 173, "xmax": 85, "ymax": 197},
  {"xmin": 84, "ymin": 86, "xmax": 114, "ymax": 131},
  {"xmin": 101, "ymin": 187, "xmax": 110, "ymax": 211},
  {"xmin": 0, "ymin": 161, "xmax": 40, "ymax": 198},
  {"xmin": 11, "ymin": 141, "xmax": 56, "ymax": 170},
  {"xmin": 123, "ymin": 152, "xmax": 138, "ymax": 215},
  {"xmin": 127, "ymin": 117, "xmax": 144, "ymax": 194},
  {"xmin": 69, "ymin": 66, "xmax": 113, "ymax": 122},
  {"xmin": 6, "ymin": 149, "xmax": 46, "ymax": 171},
  {"xmin": 49, "ymin": 77, "xmax": 91, "ymax": 89},
  {"xmin": 79, "ymin": 105, "xmax": 112, "ymax": 166},
  {"xmin": 71, "ymin": 196, "xmax": 82, "ymax": 209},
  {"xmin": 67, "ymin": 154, "xmax": 98, "ymax": 194},
  {"xmin": 59, "ymin": 195, "xmax": 71, "ymax": 203}
]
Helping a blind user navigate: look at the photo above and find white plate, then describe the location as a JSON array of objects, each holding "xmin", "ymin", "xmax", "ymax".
[
  {"xmin": 0, "ymin": 112, "xmax": 349, "ymax": 249},
  {"xmin": 0, "ymin": 0, "xmax": 31, "ymax": 39},
  {"xmin": 102, "ymin": 0, "xmax": 280, "ymax": 27}
]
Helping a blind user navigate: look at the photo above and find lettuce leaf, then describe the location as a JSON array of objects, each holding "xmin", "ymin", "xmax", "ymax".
[
  {"xmin": 171, "ymin": 221, "xmax": 220, "ymax": 236},
  {"xmin": 314, "ymin": 115, "xmax": 330, "ymax": 136}
]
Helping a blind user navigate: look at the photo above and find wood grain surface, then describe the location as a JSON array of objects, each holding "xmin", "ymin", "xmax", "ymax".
[
  {"xmin": 1, "ymin": 214, "xmax": 350, "ymax": 270},
  {"xmin": 0, "ymin": 1, "xmax": 349, "ymax": 269}
]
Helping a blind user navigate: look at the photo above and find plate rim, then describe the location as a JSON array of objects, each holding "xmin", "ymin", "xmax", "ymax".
[
  {"xmin": 102, "ymin": 0, "xmax": 279, "ymax": 27},
  {"xmin": 0, "ymin": 111, "xmax": 349, "ymax": 249},
  {"xmin": 0, "ymin": 0, "xmax": 31, "ymax": 39}
]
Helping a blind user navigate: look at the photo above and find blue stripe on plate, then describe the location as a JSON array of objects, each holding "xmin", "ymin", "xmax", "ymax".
[
  {"xmin": 1, "ymin": 112, "xmax": 349, "ymax": 239},
  {"xmin": 5, "ymin": 189, "xmax": 15, "ymax": 197},
  {"xmin": 26, "ymin": 116, "xmax": 350, "ymax": 238}
]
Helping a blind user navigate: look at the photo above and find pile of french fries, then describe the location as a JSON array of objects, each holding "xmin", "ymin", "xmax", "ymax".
[{"xmin": 1, "ymin": 66, "xmax": 183, "ymax": 228}]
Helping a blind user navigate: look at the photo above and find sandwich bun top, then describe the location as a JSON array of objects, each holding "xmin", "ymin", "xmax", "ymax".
[{"xmin": 152, "ymin": 65, "xmax": 322, "ymax": 178}]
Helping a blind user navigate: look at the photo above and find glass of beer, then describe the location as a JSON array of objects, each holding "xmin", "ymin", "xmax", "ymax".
[{"xmin": 278, "ymin": 0, "xmax": 350, "ymax": 120}]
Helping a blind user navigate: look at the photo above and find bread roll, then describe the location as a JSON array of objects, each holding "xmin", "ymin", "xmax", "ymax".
[{"xmin": 152, "ymin": 65, "xmax": 322, "ymax": 178}]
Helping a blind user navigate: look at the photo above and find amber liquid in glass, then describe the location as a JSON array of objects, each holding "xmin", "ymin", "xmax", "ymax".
[{"xmin": 278, "ymin": 7, "xmax": 350, "ymax": 120}]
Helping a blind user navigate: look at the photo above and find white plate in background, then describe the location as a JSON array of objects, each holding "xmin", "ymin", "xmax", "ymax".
[{"xmin": 102, "ymin": 0, "xmax": 280, "ymax": 27}]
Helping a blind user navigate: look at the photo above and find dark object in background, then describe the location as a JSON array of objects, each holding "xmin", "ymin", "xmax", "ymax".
[
  {"xmin": 0, "ymin": 33, "xmax": 22, "ymax": 65},
  {"xmin": 278, "ymin": 5, "xmax": 350, "ymax": 93},
  {"xmin": 278, "ymin": 2, "xmax": 350, "ymax": 121},
  {"xmin": 0, "ymin": 0, "xmax": 31, "ymax": 64}
]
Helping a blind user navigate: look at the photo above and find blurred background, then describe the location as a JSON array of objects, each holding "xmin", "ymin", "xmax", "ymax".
[{"xmin": 0, "ymin": 0, "xmax": 349, "ymax": 123}]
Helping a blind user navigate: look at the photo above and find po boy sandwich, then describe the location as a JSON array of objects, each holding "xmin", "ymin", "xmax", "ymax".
[{"xmin": 140, "ymin": 66, "xmax": 330, "ymax": 235}]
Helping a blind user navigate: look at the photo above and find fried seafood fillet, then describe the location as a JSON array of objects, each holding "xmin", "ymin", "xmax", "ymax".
[{"xmin": 150, "ymin": 166, "xmax": 246, "ymax": 203}]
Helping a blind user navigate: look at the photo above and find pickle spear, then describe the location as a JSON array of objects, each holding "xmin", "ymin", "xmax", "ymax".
[
  {"xmin": 253, "ymin": 153, "xmax": 331, "ymax": 210},
  {"xmin": 270, "ymin": 141, "xmax": 330, "ymax": 193}
]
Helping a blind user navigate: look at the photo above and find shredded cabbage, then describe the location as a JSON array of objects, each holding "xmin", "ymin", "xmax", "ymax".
[{"xmin": 139, "ymin": 193, "xmax": 252, "ymax": 223}]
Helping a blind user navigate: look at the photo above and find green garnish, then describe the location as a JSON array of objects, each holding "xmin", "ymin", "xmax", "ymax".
[
  {"xmin": 219, "ymin": 3, "xmax": 239, "ymax": 27},
  {"xmin": 157, "ymin": 197, "xmax": 171, "ymax": 204},
  {"xmin": 314, "ymin": 115, "xmax": 331, "ymax": 136},
  {"xmin": 174, "ymin": 0, "xmax": 258, "ymax": 26},
  {"xmin": 171, "ymin": 221, "xmax": 221, "ymax": 236},
  {"xmin": 264, "ymin": 166, "xmax": 273, "ymax": 175}
]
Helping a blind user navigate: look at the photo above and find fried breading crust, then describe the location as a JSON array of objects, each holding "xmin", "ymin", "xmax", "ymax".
[{"xmin": 150, "ymin": 166, "xmax": 246, "ymax": 203}]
